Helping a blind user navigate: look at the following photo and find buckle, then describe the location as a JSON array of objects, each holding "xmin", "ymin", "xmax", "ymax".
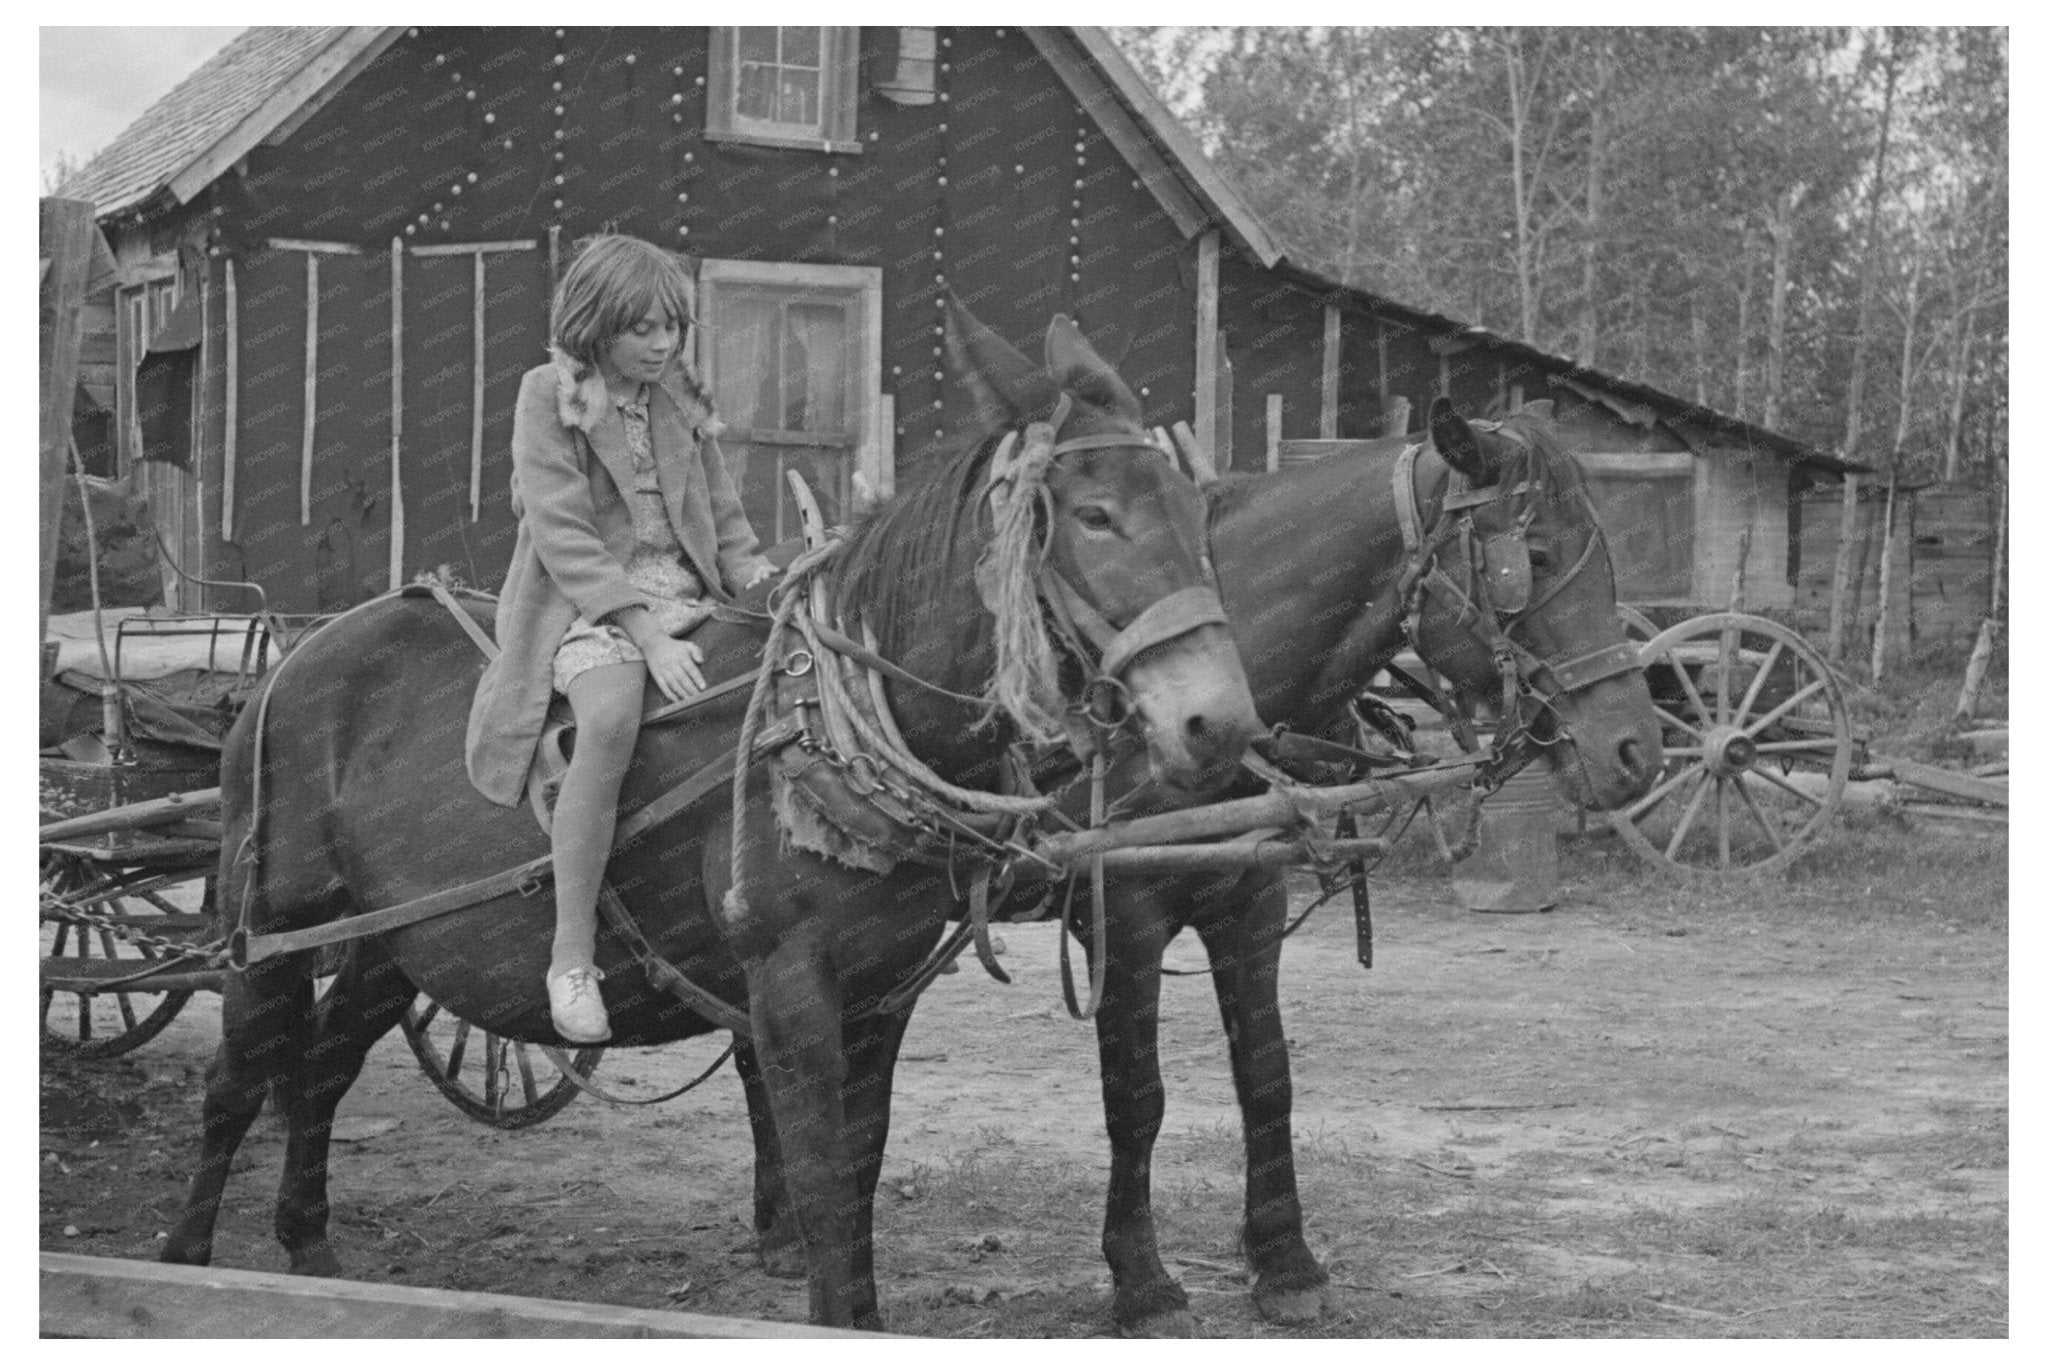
[
  {"xmin": 781, "ymin": 649, "xmax": 815, "ymax": 677},
  {"xmin": 1079, "ymin": 675, "xmax": 1133, "ymax": 729}
]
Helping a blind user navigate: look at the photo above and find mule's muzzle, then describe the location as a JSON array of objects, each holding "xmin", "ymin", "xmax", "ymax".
[{"xmin": 1125, "ymin": 622, "xmax": 1261, "ymax": 796}]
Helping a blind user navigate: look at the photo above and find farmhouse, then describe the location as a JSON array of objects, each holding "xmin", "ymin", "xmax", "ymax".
[{"xmin": 62, "ymin": 25, "xmax": 1862, "ymax": 616}]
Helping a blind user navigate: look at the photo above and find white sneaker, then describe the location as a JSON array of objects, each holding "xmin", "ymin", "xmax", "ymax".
[{"xmin": 547, "ymin": 965, "xmax": 612, "ymax": 1044}]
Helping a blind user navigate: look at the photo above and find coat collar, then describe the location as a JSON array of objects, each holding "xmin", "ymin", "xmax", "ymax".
[{"xmin": 550, "ymin": 348, "xmax": 724, "ymax": 438}]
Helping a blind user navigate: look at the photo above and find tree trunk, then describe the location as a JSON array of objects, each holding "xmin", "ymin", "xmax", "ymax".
[
  {"xmin": 1689, "ymin": 284, "xmax": 1710, "ymax": 406},
  {"xmin": 1575, "ymin": 44, "xmax": 1609, "ymax": 368},
  {"xmin": 1734, "ymin": 223, "xmax": 1759, "ymax": 422},
  {"xmin": 1872, "ymin": 474, "xmax": 1899, "ymax": 683},
  {"xmin": 1953, "ymin": 458, "xmax": 2006, "ymax": 720},
  {"xmin": 1943, "ymin": 296, "xmax": 1979, "ymax": 483},
  {"xmin": 1762, "ymin": 185, "xmax": 1802, "ymax": 431},
  {"xmin": 1504, "ymin": 28, "xmax": 1543, "ymax": 348},
  {"xmin": 1826, "ymin": 32, "xmax": 1902, "ymax": 664}
]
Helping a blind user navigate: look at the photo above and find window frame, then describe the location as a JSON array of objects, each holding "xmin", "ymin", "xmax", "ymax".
[
  {"xmin": 705, "ymin": 26, "xmax": 863, "ymax": 154},
  {"xmin": 695, "ymin": 258, "xmax": 887, "ymax": 539},
  {"xmin": 1577, "ymin": 451, "xmax": 1698, "ymax": 607}
]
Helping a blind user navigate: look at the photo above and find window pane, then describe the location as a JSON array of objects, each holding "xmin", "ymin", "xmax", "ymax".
[
  {"xmin": 736, "ymin": 63, "xmax": 779, "ymax": 123},
  {"xmin": 713, "ymin": 297, "xmax": 778, "ymax": 432},
  {"xmin": 737, "ymin": 27, "xmax": 777, "ymax": 62},
  {"xmin": 1587, "ymin": 473, "xmax": 1694, "ymax": 600},
  {"xmin": 780, "ymin": 27, "xmax": 820, "ymax": 66},
  {"xmin": 777, "ymin": 71, "xmax": 820, "ymax": 126},
  {"xmin": 782, "ymin": 303, "xmax": 846, "ymax": 433}
]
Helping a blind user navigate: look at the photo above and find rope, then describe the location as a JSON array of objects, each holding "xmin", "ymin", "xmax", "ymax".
[{"xmin": 975, "ymin": 422, "xmax": 1067, "ymax": 742}]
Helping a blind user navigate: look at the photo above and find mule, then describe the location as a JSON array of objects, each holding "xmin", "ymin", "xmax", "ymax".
[
  {"xmin": 740, "ymin": 394, "xmax": 1664, "ymax": 1333},
  {"xmin": 158, "ymin": 311, "xmax": 1262, "ymax": 1330}
]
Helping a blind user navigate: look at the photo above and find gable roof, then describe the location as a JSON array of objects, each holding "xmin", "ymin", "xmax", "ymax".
[
  {"xmin": 59, "ymin": 24, "xmax": 1854, "ymax": 475},
  {"xmin": 56, "ymin": 27, "xmax": 390, "ymax": 217}
]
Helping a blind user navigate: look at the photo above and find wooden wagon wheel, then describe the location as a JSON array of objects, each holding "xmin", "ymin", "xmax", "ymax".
[
  {"xmin": 40, "ymin": 852, "xmax": 211, "ymax": 1059},
  {"xmin": 1608, "ymin": 612, "xmax": 1853, "ymax": 878},
  {"xmin": 400, "ymin": 995, "xmax": 603, "ymax": 1129}
]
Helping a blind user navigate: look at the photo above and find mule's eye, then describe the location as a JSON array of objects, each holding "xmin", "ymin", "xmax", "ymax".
[
  {"xmin": 1528, "ymin": 546, "xmax": 1553, "ymax": 572},
  {"xmin": 1075, "ymin": 505, "xmax": 1116, "ymax": 531}
]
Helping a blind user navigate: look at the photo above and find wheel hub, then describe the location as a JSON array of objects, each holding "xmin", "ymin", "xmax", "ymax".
[{"xmin": 1703, "ymin": 725, "xmax": 1757, "ymax": 776}]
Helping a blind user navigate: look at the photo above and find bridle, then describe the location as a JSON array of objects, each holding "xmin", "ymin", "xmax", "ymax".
[
  {"xmin": 979, "ymin": 391, "xmax": 1228, "ymax": 744},
  {"xmin": 1391, "ymin": 430, "xmax": 1641, "ymax": 767}
]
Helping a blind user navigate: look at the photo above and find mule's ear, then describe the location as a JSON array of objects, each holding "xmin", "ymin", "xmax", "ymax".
[
  {"xmin": 1045, "ymin": 315, "xmax": 1144, "ymax": 424},
  {"xmin": 1519, "ymin": 398, "xmax": 1555, "ymax": 420},
  {"xmin": 944, "ymin": 292, "xmax": 1059, "ymax": 427},
  {"xmin": 1430, "ymin": 397, "xmax": 1500, "ymax": 486}
]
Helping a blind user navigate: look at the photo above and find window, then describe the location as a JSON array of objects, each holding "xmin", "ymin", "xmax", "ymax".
[
  {"xmin": 1579, "ymin": 454, "xmax": 1695, "ymax": 603},
  {"xmin": 117, "ymin": 273, "xmax": 181, "ymax": 475},
  {"xmin": 706, "ymin": 27, "xmax": 861, "ymax": 153},
  {"xmin": 696, "ymin": 260, "xmax": 884, "ymax": 545},
  {"xmin": 875, "ymin": 28, "xmax": 936, "ymax": 106}
]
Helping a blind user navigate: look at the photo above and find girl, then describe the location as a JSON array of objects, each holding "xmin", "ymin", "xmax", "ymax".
[{"xmin": 465, "ymin": 233, "xmax": 777, "ymax": 1043}]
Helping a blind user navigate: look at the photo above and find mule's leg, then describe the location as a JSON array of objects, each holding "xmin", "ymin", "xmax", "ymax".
[
  {"xmin": 745, "ymin": 936, "xmax": 871, "ymax": 1330},
  {"xmin": 735, "ymin": 1040, "xmax": 805, "ymax": 1278},
  {"xmin": 271, "ymin": 945, "xmax": 418, "ymax": 1276},
  {"xmin": 160, "ymin": 956, "xmax": 311, "ymax": 1266},
  {"xmin": 1195, "ymin": 874, "xmax": 1331, "ymax": 1322},
  {"xmin": 839, "ymin": 1005, "xmax": 913, "ymax": 1327},
  {"xmin": 1089, "ymin": 899, "xmax": 1199, "ymax": 1337}
]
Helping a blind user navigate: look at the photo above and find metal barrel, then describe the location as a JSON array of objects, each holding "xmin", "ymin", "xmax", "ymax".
[{"xmin": 1451, "ymin": 763, "xmax": 1559, "ymax": 913}]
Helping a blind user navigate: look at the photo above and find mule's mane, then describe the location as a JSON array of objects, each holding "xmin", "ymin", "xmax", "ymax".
[
  {"xmin": 830, "ymin": 431, "xmax": 1001, "ymax": 654},
  {"xmin": 1484, "ymin": 406, "xmax": 1590, "ymax": 504}
]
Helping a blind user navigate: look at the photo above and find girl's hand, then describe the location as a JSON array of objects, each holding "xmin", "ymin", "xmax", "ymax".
[
  {"xmin": 742, "ymin": 563, "xmax": 779, "ymax": 590},
  {"xmin": 642, "ymin": 636, "xmax": 707, "ymax": 702}
]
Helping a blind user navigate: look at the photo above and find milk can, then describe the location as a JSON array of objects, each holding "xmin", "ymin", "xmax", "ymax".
[{"xmin": 1450, "ymin": 762, "xmax": 1560, "ymax": 913}]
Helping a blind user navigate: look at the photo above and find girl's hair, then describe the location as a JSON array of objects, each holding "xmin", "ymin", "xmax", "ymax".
[{"xmin": 550, "ymin": 234, "xmax": 697, "ymax": 369}]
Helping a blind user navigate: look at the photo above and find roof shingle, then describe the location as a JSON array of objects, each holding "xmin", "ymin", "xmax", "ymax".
[{"xmin": 56, "ymin": 27, "xmax": 345, "ymax": 216}]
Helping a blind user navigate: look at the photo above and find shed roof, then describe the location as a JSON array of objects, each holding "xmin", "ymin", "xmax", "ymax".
[{"xmin": 58, "ymin": 24, "xmax": 1860, "ymax": 478}]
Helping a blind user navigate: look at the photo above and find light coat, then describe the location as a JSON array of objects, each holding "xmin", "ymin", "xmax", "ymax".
[{"xmin": 464, "ymin": 356, "xmax": 774, "ymax": 807}]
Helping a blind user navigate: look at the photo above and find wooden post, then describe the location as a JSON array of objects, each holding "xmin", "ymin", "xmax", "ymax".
[
  {"xmin": 1872, "ymin": 473, "xmax": 1899, "ymax": 683},
  {"xmin": 1265, "ymin": 393, "xmax": 1283, "ymax": 472},
  {"xmin": 389, "ymin": 238, "xmax": 406, "ymax": 590},
  {"xmin": 299, "ymin": 253, "xmax": 319, "ymax": 525},
  {"xmin": 1320, "ymin": 303, "xmax": 1341, "ymax": 439},
  {"xmin": 40, "ymin": 198, "xmax": 96, "ymax": 649},
  {"xmin": 1193, "ymin": 229, "xmax": 1220, "ymax": 470},
  {"xmin": 1381, "ymin": 395, "xmax": 1411, "ymax": 439},
  {"xmin": 1825, "ymin": 473, "xmax": 1860, "ymax": 663},
  {"xmin": 1955, "ymin": 459, "xmax": 2006, "ymax": 720},
  {"xmin": 221, "ymin": 256, "xmax": 239, "ymax": 541}
]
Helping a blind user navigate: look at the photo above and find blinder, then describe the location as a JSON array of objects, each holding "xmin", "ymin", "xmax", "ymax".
[{"xmin": 1479, "ymin": 532, "xmax": 1533, "ymax": 615}]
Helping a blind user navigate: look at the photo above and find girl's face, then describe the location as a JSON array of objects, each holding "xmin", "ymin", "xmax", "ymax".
[{"xmin": 600, "ymin": 307, "xmax": 682, "ymax": 386}]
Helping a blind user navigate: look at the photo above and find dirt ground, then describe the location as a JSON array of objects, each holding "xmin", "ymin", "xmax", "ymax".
[{"xmin": 41, "ymin": 814, "xmax": 2007, "ymax": 1338}]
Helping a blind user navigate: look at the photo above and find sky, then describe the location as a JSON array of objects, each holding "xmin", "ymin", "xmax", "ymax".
[{"xmin": 40, "ymin": 26, "xmax": 246, "ymax": 190}]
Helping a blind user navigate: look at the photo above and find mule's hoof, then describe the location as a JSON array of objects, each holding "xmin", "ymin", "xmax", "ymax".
[
  {"xmin": 288, "ymin": 1244, "xmax": 344, "ymax": 1278},
  {"xmin": 757, "ymin": 1240, "xmax": 805, "ymax": 1279},
  {"xmin": 1254, "ymin": 1283, "xmax": 1331, "ymax": 1324},
  {"xmin": 157, "ymin": 1240, "xmax": 210, "ymax": 1267},
  {"xmin": 1120, "ymin": 1309, "xmax": 1201, "ymax": 1338}
]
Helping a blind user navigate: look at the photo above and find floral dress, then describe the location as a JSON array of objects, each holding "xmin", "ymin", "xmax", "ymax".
[{"xmin": 551, "ymin": 387, "xmax": 715, "ymax": 693}]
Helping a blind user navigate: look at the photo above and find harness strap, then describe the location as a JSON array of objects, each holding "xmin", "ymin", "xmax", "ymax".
[{"xmin": 537, "ymin": 1040, "xmax": 736, "ymax": 1107}]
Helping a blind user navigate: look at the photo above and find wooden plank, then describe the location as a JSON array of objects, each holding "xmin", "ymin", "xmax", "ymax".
[
  {"xmin": 299, "ymin": 253, "xmax": 318, "ymax": 526},
  {"xmin": 1193, "ymin": 229, "xmax": 1220, "ymax": 468},
  {"xmin": 221, "ymin": 257, "xmax": 239, "ymax": 541},
  {"xmin": 1320, "ymin": 303, "xmax": 1341, "ymax": 438},
  {"xmin": 1265, "ymin": 393, "xmax": 1283, "ymax": 472},
  {"xmin": 1278, "ymin": 439, "xmax": 1373, "ymax": 464},
  {"xmin": 470, "ymin": 252, "xmax": 485, "ymax": 521},
  {"xmin": 1873, "ymin": 754, "xmax": 2008, "ymax": 808},
  {"xmin": 41, "ymin": 199, "xmax": 96, "ymax": 649},
  {"xmin": 1576, "ymin": 450, "xmax": 1693, "ymax": 477},
  {"xmin": 40, "ymin": 1253, "xmax": 882, "ymax": 1339},
  {"xmin": 408, "ymin": 240, "xmax": 539, "ymax": 256},
  {"xmin": 167, "ymin": 29, "xmax": 402, "ymax": 206},
  {"xmin": 267, "ymin": 238, "xmax": 363, "ymax": 255},
  {"xmin": 389, "ymin": 239, "xmax": 405, "ymax": 590}
]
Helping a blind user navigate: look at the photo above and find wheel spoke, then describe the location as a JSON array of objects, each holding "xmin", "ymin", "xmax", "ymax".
[
  {"xmin": 1628, "ymin": 762, "xmax": 1704, "ymax": 821},
  {"xmin": 1669, "ymin": 658, "xmax": 1717, "ymax": 734},
  {"xmin": 50, "ymin": 921, "xmax": 72, "ymax": 957},
  {"xmin": 446, "ymin": 1018, "xmax": 472, "ymax": 1079},
  {"xmin": 1664, "ymin": 772, "xmax": 1715, "ymax": 860},
  {"xmin": 77, "ymin": 994, "xmax": 94, "ymax": 1042},
  {"xmin": 483, "ymin": 1035, "xmax": 505, "ymax": 1113},
  {"xmin": 115, "ymin": 991, "xmax": 140, "ymax": 1032},
  {"xmin": 514, "ymin": 1044, "xmax": 541, "ymax": 1107},
  {"xmin": 412, "ymin": 998, "xmax": 441, "ymax": 1032},
  {"xmin": 1730, "ymin": 774, "xmax": 1788, "ymax": 855},
  {"xmin": 1753, "ymin": 738, "xmax": 1840, "ymax": 757},
  {"xmin": 1653, "ymin": 703, "xmax": 1705, "ymax": 741},
  {"xmin": 1743, "ymin": 677, "xmax": 1830, "ymax": 740},
  {"xmin": 1747, "ymin": 762, "xmax": 1824, "ymax": 809},
  {"xmin": 1715, "ymin": 625, "xmax": 1740, "ymax": 725},
  {"xmin": 1662, "ymin": 745, "xmax": 1706, "ymax": 758},
  {"xmin": 1729, "ymin": 639, "xmax": 1786, "ymax": 729},
  {"xmin": 1716, "ymin": 777, "xmax": 1731, "ymax": 870}
]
